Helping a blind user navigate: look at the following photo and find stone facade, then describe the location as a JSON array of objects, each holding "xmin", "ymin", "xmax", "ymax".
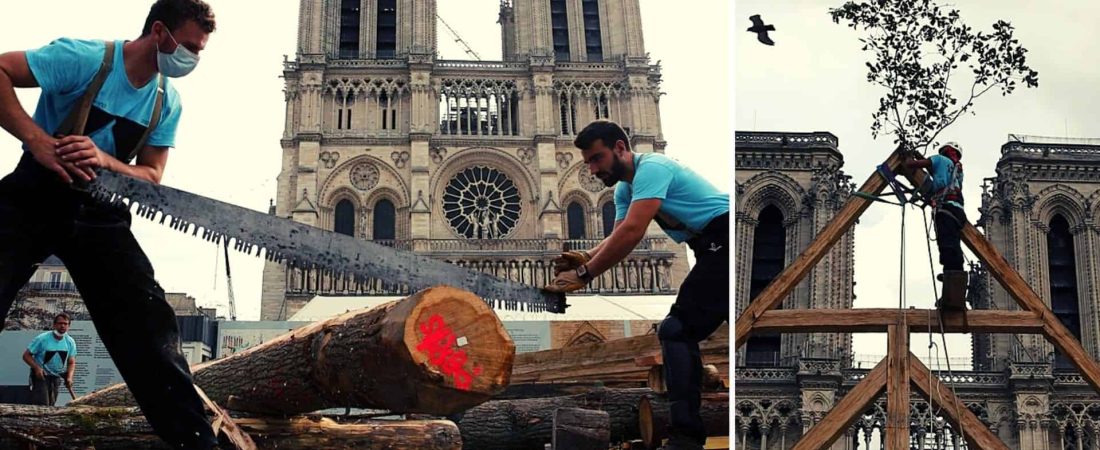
[
  {"xmin": 260, "ymin": 0, "xmax": 689, "ymax": 320},
  {"xmin": 735, "ymin": 133, "xmax": 1100, "ymax": 449}
]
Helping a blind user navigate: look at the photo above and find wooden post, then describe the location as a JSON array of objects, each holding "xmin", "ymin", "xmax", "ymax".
[
  {"xmin": 792, "ymin": 358, "xmax": 888, "ymax": 450},
  {"xmin": 736, "ymin": 150, "xmax": 906, "ymax": 347},
  {"xmin": 885, "ymin": 322, "xmax": 909, "ymax": 450},
  {"xmin": 909, "ymin": 353, "xmax": 1009, "ymax": 450}
]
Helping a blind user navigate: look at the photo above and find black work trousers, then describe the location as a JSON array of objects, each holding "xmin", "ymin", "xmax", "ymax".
[
  {"xmin": 0, "ymin": 154, "xmax": 216, "ymax": 449},
  {"xmin": 934, "ymin": 204, "xmax": 967, "ymax": 271},
  {"xmin": 658, "ymin": 213, "xmax": 729, "ymax": 444}
]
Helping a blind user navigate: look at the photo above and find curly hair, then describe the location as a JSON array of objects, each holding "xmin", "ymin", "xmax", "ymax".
[{"xmin": 141, "ymin": 0, "xmax": 216, "ymax": 36}]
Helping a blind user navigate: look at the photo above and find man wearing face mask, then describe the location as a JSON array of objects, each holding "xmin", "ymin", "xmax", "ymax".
[
  {"xmin": 0, "ymin": 1, "xmax": 217, "ymax": 447},
  {"xmin": 544, "ymin": 120, "xmax": 729, "ymax": 450},
  {"xmin": 23, "ymin": 313, "xmax": 77, "ymax": 406}
]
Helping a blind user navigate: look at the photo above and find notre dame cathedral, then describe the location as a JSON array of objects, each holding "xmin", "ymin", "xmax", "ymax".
[
  {"xmin": 735, "ymin": 131, "xmax": 1100, "ymax": 449},
  {"xmin": 259, "ymin": 0, "xmax": 689, "ymax": 321}
]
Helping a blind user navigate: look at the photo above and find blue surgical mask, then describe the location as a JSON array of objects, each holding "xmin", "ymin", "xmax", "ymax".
[{"xmin": 156, "ymin": 28, "xmax": 199, "ymax": 78}]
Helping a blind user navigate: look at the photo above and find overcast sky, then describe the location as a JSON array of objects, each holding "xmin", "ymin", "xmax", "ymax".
[
  {"xmin": 736, "ymin": 0, "xmax": 1100, "ymax": 365},
  {"xmin": 0, "ymin": 1, "xmax": 731, "ymax": 320}
]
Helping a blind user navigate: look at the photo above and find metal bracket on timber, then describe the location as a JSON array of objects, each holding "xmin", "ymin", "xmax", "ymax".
[{"xmin": 736, "ymin": 147, "xmax": 1100, "ymax": 450}]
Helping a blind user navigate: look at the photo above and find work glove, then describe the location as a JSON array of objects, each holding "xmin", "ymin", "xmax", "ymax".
[
  {"xmin": 552, "ymin": 250, "xmax": 591, "ymax": 276},
  {"xmin": 543, "ymin": 270, "xmax": 587, "ymax": 294}
]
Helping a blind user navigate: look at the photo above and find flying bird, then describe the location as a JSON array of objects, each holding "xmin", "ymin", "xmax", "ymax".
[{"xmin": 748, "ymin": 14, "xmax": 776, "ymax": 46}]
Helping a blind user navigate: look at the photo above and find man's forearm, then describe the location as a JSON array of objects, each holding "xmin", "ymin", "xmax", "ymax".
[
  {"xmin": 0, "ymin": 70, "xmax": 50, "ymax": 149},
  {"xmin": 66, "ymin": 359, "xmax": 75, "ymax": 379},
  {"xmin": 22, "ymin": 352, "xmax": 40, "ymax": 370},
  {"xmin": 106, "ymin": 157, "xmax": 162, "ymax": 184},
  {"xmin": 585, "ymin": 226, "xmax": 645, "ymax": 277}
]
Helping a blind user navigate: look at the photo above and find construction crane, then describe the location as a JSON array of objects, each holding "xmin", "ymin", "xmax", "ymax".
[
  {"xmin": 223, "ymin": 241, "xmax": 237, "ymax": 321},
  {"xmin": 436, "ymin": 13, "xmax": 481, "ymax": 60}
]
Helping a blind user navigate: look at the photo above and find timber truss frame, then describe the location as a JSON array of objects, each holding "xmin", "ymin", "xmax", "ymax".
[{"xmin": 735, "ymin": 149, "xmax": 1100, "ymax": 450}]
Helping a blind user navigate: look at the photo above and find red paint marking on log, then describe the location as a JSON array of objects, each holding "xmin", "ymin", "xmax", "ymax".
[{"xmin": 416, "ymin": 314, "xmax": 482, "ymax": 390}]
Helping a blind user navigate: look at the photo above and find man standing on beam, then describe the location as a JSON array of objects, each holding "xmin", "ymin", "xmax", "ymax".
[
  {"xmin": 543, "ymin": 120, "xmax": 729, "ymax": 450},
  {"xmin": 906, "ymin": 142, "xmax": 968, "ymax": 310}
]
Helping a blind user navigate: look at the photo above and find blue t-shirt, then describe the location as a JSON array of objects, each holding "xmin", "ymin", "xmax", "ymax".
[
  {"xmin": 27, "ymin": 331, "xmax": 77, "ymax": 377},
  {"xmin": 613, "ymin": 153, "xmax": 730, "ymax": 243},
  {"xmin": 928, "ymin": 154, "xmax": 963, "ymax": 208},
  {"xmin": 24, "ymin": 38, "xmax": 182, "ymax": 157}
]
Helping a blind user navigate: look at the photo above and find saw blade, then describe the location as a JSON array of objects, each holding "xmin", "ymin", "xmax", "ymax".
[{"xmin": 83, "ymin": 171, "xmax": 567, "ymax": 313}]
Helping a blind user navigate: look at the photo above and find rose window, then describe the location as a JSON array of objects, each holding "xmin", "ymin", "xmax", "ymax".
[{"xmin": 442, "ymin": 166, "xmax": 522, "ymax": 239}]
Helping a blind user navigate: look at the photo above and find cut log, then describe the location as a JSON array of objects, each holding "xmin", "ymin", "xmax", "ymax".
[
  {"xmin": 513, "ymin": 325, "xmax": 728, "ymax": 384},
  {"xmin": 457, "ymin": 388, "xmax": 654, "ymax": 450},
  {"xmin": 646, "ymin": 364, "xmax": 725, "ymax": 394},
  {"xmin": 72, "ymin": 286, "xmax": 515, "ymax": 415},
  {"xmin": 234, "ymin": 417, "xmax": 462, "ymax": 450},
  {"xmin": 638, "ymin": 393, "xmax": 730, "ymax": 449},
  {"xmin": 495, "ymin": 381, "xmax": 645, "ymax": 400},
  {"xmin": 0, "ymin": 404, "xmax": 462, "ymax": 450},
  {"xmin": 552, "ymin": 407, "xmax": 610, "ymax": 450}
]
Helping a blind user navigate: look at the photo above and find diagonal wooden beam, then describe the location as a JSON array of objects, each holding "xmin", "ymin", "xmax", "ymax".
[
  {"xmin": 751, "ymin": 309, "xmax": 1044, "ymax": 334},
  {"xmin": 898, "ymin": 166, "xmax": 1100, "ymax": 394},
  {"xmin": 886, "ymin": 322, "xmax": 909, "ymax": 450},
  {"xmin": 792, "ymin": 357, "xmax": 889, "ymax": 450},
  {"xmin": 960, "ymin": 222, "xmax": 1100, "ymax": 394},
  {"xmin": 736, "ymin": 149, "xmax": 907, "ymax": 348},
  {"xmin": 909, "ymin": 353, "xmax": 1009, "ymax": 450}
]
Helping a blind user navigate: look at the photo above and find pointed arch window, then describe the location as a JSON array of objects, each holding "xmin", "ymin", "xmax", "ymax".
[
  {"xmin": 1048, "ymin": 214, "xmax": 1081, "ymax": 369},
  {"xmin": 338, "ymin": 0, "xmax": 361, "ymax": 58},
  {"xmin": 334, "ymin": 199, "xmax": 356, "ymax": 237},
  {"xmin": 373, "ymin": 198, "xmax": 396, "ymax": 240},
  {"xmin": 601, "ymin": 201, "xmax": 616, "ymax": 237},
  {"xmin": 567, "ymin": 201, "xmax": 587, "ymax": 239},
  {"xmin": 745, "ymin": 205, "xmax": 785, "ymax": 366}
]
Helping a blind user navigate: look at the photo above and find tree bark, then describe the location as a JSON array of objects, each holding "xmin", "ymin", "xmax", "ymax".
[
  {"xmin": 512, "ymin": 325, "xmax": 727, "ymax": 384},
  {"xmin": 552, "ymin": 407, "xmax": 610, "ymax": 450},
  {"xmin": 638, "ymin": 393, "xmax": 729, "ymax": 449},
  {"xmin": 71, "ymin": 286, "xmax": 515, "ymax": 415},
  {"xmin": 0, "ymin": 404, "xmax": 462, "ymax": 450},
  {"xmin": 457, "ymin": 388, "xmax": 654, "ymax": 450}
]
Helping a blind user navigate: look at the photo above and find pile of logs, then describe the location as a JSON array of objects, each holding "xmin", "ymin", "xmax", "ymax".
[{"xmin": 1, "ymin": 287, "xmax": 730, "ymax": 449}]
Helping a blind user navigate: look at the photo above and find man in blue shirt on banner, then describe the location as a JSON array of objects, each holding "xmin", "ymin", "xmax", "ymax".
[
  {"xmin": 0, "ymin": 1, "xmax": 217, "ymax": 447},
  {"xmin": 23, "ymin": 312, "xmax": 77, "ymax": 406},
  {"xmin": 545, "ymin": 120, "xmax": 729, "ymax": 450}
]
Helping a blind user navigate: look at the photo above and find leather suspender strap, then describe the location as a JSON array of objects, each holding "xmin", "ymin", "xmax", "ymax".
[
  {"xmin": 54, "ymin": 40, "xmax": 166, "ymax": 163},
  {"xmin": 54, "ymin": 41, "xmax": 114, "ymax": 137},
  {"xmin": 127, "ymin": 74, "xmax": 165, "ymax": 163}
]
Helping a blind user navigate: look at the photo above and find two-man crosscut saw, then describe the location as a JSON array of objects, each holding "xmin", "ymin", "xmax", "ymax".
[{"xmin": 81, "ymin": 171, "xmax": 567, "ymax": 313}]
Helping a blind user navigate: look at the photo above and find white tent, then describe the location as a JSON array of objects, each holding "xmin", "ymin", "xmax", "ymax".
[{"xmin": 288, "ymin": 294, "xmax": 678, "ymax": 322}]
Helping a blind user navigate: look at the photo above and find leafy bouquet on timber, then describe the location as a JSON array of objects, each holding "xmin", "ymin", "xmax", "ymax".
[{"xmin": 830, "ymin": 0, "xmax": 1039, "ymax": 152}]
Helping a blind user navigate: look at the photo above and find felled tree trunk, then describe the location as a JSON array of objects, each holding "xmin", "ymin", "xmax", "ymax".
[
  {"xmin": 0, "ymin": 404, "xmax": 462, "ymax": 450},
  {"xmin": 457, "ymin": 388, "xmax": 654, "ymax": 450},
  {"xmin": 234, "ymin": 417, "xmax": 462, "ymax": 450},
  {"xmin": 0, "ymin": 404, "xmax": 163, "ymax": 449},
  {"xmin": 552, "ymin": 408, "xmax": 611, "ymax": 450},
  {"xmin": 72, "ymin": 286, "xmax": 515, "ymax": 415},
  {"xmin": 638, "ymin": 393, "xmax": 729, "ymax": 449},
  {"xmin": 512, "ymin": 325, "xmax": 728, "ymax": 384}
]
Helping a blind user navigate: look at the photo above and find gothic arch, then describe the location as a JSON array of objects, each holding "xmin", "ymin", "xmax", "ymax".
[
  {"xmin": 1035, "ymin": 184, "xmax": 1088, "ymax": 227},
  {"xmin": 364, "ymin": 187, "xmax": 407, "ymax": 240},
  {"xmin": 558, "ymin": 160, "xmax": 611, "ymax": 200},
  {"xmin": 430, "ymin": 147, "xmax": 538, "ymax": 203},
  {"xmin": 561, "ymin": 190, "xmax": 595, "ymax": 239},
  {"xmin": 321, "ymin": 186, "xmax": 362, "ymax": 233},
  {"xmin": 320, "ymin": 154, "xmax": 409, "ymax": 207},
  {"xmin": 738, "ymin": 171, "xmax": 805, "ymax": 221}
]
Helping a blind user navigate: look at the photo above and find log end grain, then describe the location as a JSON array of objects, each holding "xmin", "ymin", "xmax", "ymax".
[{"xmin": 399, "ymin": 286, "xmax": 516, "ymax": 411}]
